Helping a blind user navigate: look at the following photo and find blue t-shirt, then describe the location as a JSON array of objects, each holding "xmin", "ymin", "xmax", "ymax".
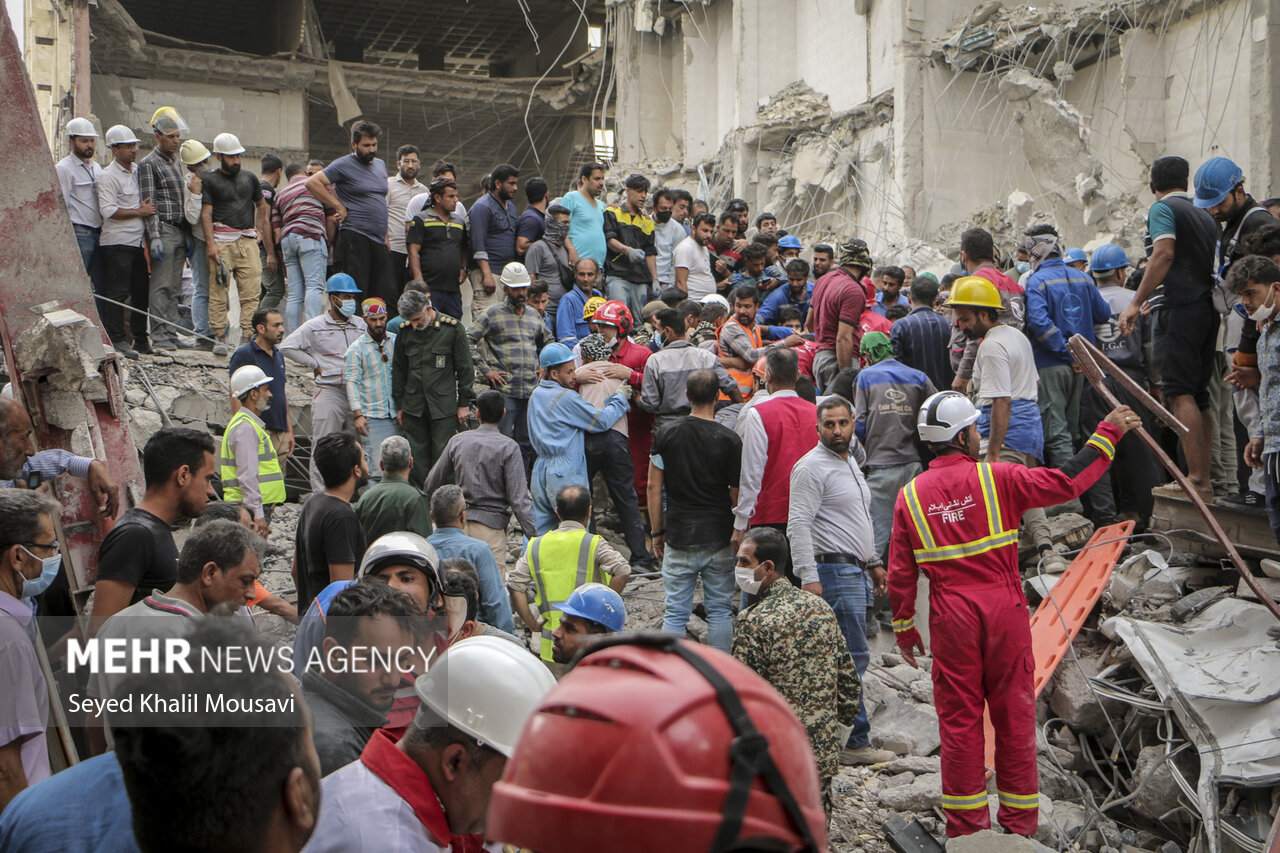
[
  {"xmin": 323, "ymin": 154, "xmax": 389, "ymax": 243},
  {"xmin": 0, "ymin": 753, "xmax": 138, "ymax": 853},
  {"xmin": 560, "ymin": 190, "xmax": 606, "ymax": 265},
  {"xmin": 517, "ymin": 206, "xmax": 546, "ymax": 249}
]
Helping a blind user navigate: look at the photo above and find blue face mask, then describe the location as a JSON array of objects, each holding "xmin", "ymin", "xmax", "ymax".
[
  {"xmin": 20, "ymin": 548, "xmax": 61, "ymax": 599},
  {"xmin": 339, "ymin": 299, "xmax": 358, "ymax": 318},
  {"xmin": 1015, "ymin": 261, "xmax": 1031, "ymax": 275}
]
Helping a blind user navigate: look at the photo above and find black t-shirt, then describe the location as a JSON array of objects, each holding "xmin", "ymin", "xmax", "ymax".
[
  {"xmin": 651, "ymin": 416, "xmax": 742, "ymax": 549},
  {"xmin": 295, "ymin": 494, "xmax": 367, "ymax": 614},
  {"xmin": 96, "ymin": 508, "xmax": 179, "ymax": 603},
  {"xmin": 203, "ymin": 168, "xmax": 263, "ymax": 230},
  {"xmin": 406, "ymin": 211, "xmax": 468, "ymax": 293}
]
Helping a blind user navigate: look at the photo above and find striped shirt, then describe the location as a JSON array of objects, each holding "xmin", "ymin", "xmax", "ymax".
[
  {"xmin": 273, "ymin": 176, "xmax": 329, "ymax": 244},
  {"xmin": 137, "ymin": 149, "xmax": 185, "ymax": 239},
  {"xmin": 0, "ymin": 450, "xmax": 94, "ymax": 488},
  {"xmin": 889, "ymin": 305, "xmax": 955, "ymax": 391},
  {"xmin": 55, "ymin": 154, "xmax": 102, "ymax": 228},
  {"xmin": 344, "ymin": 331, "xmax": 397, "ymax": 419}
]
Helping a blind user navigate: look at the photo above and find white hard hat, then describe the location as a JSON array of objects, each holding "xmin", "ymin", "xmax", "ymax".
[
  {"xmin": 700, "ymin": 293, "xmax": 730, "ymax": 311},
  {"xmin": 104, "ymin": 125, "xmax": 141, "ymax": 146},
  {"xmin": 415, "ymin": 635, "xmax": 557, "ymax": 757},
  {"xmin": 358, "ymin": 531, "xmax": 440, "ymax": 583},
  {"xmin": 499, "ymin": 261, "xmax": 532, "ymax": 288},
  {"xmin": 66, "ymin": 117, "xmax": 98, "ymax": 138},
  {"xmin": 229, "ymin": 365, "xmax": 272, "ymax": 398},
  {"xmin": 212, "ymin": 132, "xmax": 246, "ymax": 156},
  {"xmin": 917, "ymin": 390, "xmax": 980, "ymax": 443}
]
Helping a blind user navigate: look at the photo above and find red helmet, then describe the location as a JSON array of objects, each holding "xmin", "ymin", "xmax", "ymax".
[
  {"xmin": 592, "ymin": 300, "xmax": 633, "ymax": 335},
  {"xmin": 488, "ymin": 635, "xmax": 827, "ymax": 853}
]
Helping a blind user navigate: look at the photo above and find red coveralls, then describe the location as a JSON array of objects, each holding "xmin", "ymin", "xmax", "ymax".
[{"xmin": 887, "ymin": 421, "xmax": 1122, "ymax": 837}]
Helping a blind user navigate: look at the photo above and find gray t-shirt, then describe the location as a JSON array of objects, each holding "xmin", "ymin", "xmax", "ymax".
[
  {"xmin": 89, "ymin": 591, "xmax": 201, "ymax": 703},
  {"xmin": 525, "ymin": 239, "xmax": 571, "ymax": 304},
  {"xmin": 323, "ymin": 154, "xmax": 390, "ymax": 244}
]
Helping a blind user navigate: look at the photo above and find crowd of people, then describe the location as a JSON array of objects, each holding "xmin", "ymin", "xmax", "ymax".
[{"xmin": 0, "ymin": 108, "xmax": 1274, "ymax": 852}]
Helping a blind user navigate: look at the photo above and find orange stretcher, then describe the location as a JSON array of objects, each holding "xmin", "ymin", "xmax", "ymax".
[{"xmin": 983, "ymin": 520, "xmax": 1135, "ymax": 772}]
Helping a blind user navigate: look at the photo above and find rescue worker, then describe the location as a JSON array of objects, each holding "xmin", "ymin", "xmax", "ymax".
[
  {"xmin": 488, "ymin": 637, "xmax": 829, "ymax": 853},
  {"xmin": 220, "ymin": 365, "xmax": 285, "ymax": 536},
  {"xmin": 391, "ymin": 288, "xmax": 474, "ymax": 486},
  {"xmin": 507, "ymin": 484, "xmax": 630, "ymax": 667},
  {"xmin": 307, "ymin": 636, "xmax": 557, "ymax": 853},
  {"xmin": 888, "ymin": 391, "xmax": 1139, "ymax": 839},
  {"xmin": 526, "ymin": 342, "xmax": 631, "ymax": 533},
  {"xmin": 715, "ymin": 284, "xmax": 802, "ymax": 401},
  {"xmin": 550, "ymin": 582, "xmax": 627, "ymax": 664},
  {"xmin": 281, "ymin": 272, "xmax": 366, "ymax": 492}
]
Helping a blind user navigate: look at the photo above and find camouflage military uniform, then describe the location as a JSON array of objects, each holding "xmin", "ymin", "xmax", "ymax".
[{"xmin": 732, "ymin": 578, "xmax": 861, "ymax": 811}]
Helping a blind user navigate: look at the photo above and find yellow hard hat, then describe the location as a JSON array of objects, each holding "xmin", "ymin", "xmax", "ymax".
[
  {"xmin": 180, "ymin": 139, "xmax": 211, "ymax": 166},
  {"xmin": 583, "ymin": 296, "xmax": 607, "ymax": 320},
  {"xmin": 945, "ymin": 276, "xmax": 1003, "ymax": 310}
]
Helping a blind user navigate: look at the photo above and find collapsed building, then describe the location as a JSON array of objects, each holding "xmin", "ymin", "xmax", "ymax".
[{"xmin": 608, "ymin": 0, "xmax": 1280, "ymax": 267}]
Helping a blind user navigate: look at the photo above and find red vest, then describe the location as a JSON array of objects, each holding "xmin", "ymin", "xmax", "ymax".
[{"xmin": 754, "ymin": 395, "xmax": 819, "ymax": 524}]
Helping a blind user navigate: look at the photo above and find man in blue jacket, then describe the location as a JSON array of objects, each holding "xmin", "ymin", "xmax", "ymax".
[
  {"xmin": 527, "ymin": 343, "xmax": 631, "ymax": 533},
  {"xmin": 1023, "ymin": 234, "xmax": 1112, "ymax": 467}
]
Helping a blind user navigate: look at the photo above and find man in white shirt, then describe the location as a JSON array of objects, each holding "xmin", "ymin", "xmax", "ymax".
[
  {"xmin": 653, "ymin": 188, "xmax": 692, "ymax": 287},
  {"xmin": 55, "ymin": 117, "xmax": 104, "ymax": 292},
  {"xmin": 97, "ymin": 125, "xmax": 156, "ymax": 359},
  {"xmin": 674, "ymin": 212, "xmax": 718, "ymax": 299},
  {"xmin": 386, "ymin": 145, "xmax": 427, "ymax": 291}
]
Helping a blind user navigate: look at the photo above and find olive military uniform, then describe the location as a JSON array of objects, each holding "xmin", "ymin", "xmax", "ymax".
[{"xmin": 391, "ymin": 312, "xmax": 476, "ymax": 487}]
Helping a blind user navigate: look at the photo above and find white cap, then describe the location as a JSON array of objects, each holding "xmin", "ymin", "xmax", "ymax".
[
  {"xmin": 230, "ymin": 365, "xmax": 272, "ymax": 398},
  {"xmin": 414, "ymin": 635, "xmax": 557, "ymax": 756},
  {"xmin": 700, "ymin": 293, "xmax": 730, "ymax": 311},
  {"xmin": 499, "ymin": 261, "xmax": 532, "ymax": 288},
  {"xmin": 212, "ymin": 132, "xmax": 246, "ymax": 156},
  {"xmin": 104, "ymin": 125, "xmax": 141, "ymax": 146},
  {"xmin": 66, "ymin": 117, "xmax": 97, "ymax": 137}
]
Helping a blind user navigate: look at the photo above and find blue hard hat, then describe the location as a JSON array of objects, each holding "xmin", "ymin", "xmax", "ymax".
[
  {"xmin": 1064, "ymin": 247, "xmax": 1088, "ymax": 265},
  {"xmin": 1193, "ymin": 156, "xmax": 1243, "ymax": 208},
  {"xmin": 1089, "ymin": 244, "xmax": 1130, "ymax": 273},
  {"xmin": 778, "ymin": 234, "xmax": 803, "ymax": 250},
  {"xmin": 325, "ymin": 272, "xmax": 361, "ymax": 293},
  {"xmin": 557, "ymin": 582, "xmax": 626, "ymax": 632},
  {"xmin": 538, "ymin": 342, "xmax": 576, "ymax": 369}
]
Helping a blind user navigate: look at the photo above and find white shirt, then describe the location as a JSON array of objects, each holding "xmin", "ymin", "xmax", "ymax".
[
  {"xmin": 55, "ymin": 153, "xmax": 102, "ymax": 228},
  {"xmin": 654, "ymin": 219, "xmax": 688, "ymax": 284},
  {"xmin": 974, "ymin": 323, "xmax": 1038, "ymax": 404},
  {"xmin": 733, "ymin": 389, "xmax": 798, "ymax": 531},
  {"xmin": 183, "ymin": 170, "xmax": 204, "ymax": 227},
  {"xmin": 280, "ymin": 312, "xmax": 368, "ymax": 388},
  {"xmin": 305, "ymin": 760, "xmax": 444, "ymax": 853},
  {"xmin": 787, "ymin": 441, "xmax": 876, "ymax": 585},
  {"xmin": 673, "ymin": 235, "xmax": 716, "ymax": 298},
  {"xmin": 97, "ymin": 159, "xmax": 145, "ymax": 248},
  {"xmin": 385, "ymin": 174, "xmax": 428, "ymax": 254}
]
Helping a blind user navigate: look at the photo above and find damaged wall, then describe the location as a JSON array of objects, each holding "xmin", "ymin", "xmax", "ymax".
[{"xmin": 612, "ymin": 0, "xmax": 1280, "ymax": 266}]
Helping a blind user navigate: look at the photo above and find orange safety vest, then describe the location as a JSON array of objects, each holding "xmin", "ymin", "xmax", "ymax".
[{"xmin": 715, "ymin": 321, "xmax": 761, "ymax": 401}]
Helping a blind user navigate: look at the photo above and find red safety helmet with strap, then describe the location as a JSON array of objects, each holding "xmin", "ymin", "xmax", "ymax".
[
  {"xmin": 488, "ymin": 633, "xmax": 827, "ymax": 853},
  {"xmin": 592, "ymin": 299, "xmax": 634, "ymax": 335}
]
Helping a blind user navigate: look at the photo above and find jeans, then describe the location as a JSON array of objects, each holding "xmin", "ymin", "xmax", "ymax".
[
  {"xmin": 73, "ymin": 224, "xmax": 106, "ymax": 295},
  {"xmin": 149, "ymin": 222, "xmax": 188, "ymax": 346},
  {"xmin": 190, "ymin": 236, "xmax": 210, "ymax": 337},
  {"xmin": 360, "ymin": 416, "xmax": 400, "ymax": 482},
  {"xmin": 865, "ymin": 462, "xmax": 922, "ymax": 559},
  {"xmin": 281, "ymin": 233, "xmax": 328, "ymax": 332},
  {"xmin": 818, "ymin": 561, "xmax": 871, "ymax": 748},
  {"xmin": 499, "ymin": 395, "xmax": 534, "ymax": 477},
  {"xmin": 605, "ymin": 275, "xmax": 650, "ymax": 324},
  {"xmin": 662, "ymin": 543, "xmax": 736, "ymax": 653}
]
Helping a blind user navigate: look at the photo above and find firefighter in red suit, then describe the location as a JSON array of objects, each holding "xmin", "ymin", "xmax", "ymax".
[{"xmin": 887, "ymin": 390, "xmax": 1138, "ymax": 838}]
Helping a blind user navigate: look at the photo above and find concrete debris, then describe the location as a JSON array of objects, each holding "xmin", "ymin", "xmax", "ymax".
[
  {"xmin": 869, "ymin": 697, "xmax": 941, "ymax": 758},
  {"xmin": 945, "ymin": 829, "xmax": 1055, "ymax": 852},
  {"xmin": 885, "ymin": 756, "xmax": 941, "ymax": 776},
  {"xmin": 1130, "ymin": 745, "xmax": 1182, "ymax": 823},
  {"xmin": 874, "ymin": 772, "xmax": 942, "ymax": 811},
  {"xmin": 1045, "ymin": 654, "xmax": 1125, "ymax": 738}
]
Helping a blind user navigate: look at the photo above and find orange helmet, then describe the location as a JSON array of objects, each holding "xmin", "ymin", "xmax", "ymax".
[
  {"xmin": 592, "ymin": 299, "xmax": 634, "ymax": 335},
  {"xmin": 488, "ymin": 635, "xmax": 827, "ymax": 853}
]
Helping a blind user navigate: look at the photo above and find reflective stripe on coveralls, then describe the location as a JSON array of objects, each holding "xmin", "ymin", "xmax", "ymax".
[{"xmin": 528, "ymin": 529, "xmax": 604, "ymax": 661}]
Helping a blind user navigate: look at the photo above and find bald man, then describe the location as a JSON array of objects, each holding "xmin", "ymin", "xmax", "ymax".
[{"xmin": 0, "ymin": 398, "xmax": 118, "ymax": 517}]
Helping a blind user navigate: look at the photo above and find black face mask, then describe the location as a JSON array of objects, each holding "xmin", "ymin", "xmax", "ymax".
[{"xmin": 655, "ymin": 210, "xmax": 673, "ymax": 223}]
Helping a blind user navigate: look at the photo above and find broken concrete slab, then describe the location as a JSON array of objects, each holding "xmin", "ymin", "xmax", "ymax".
[
  {"xmin": 886, "ymin": 755, "xmax": 941, "ymax": 776},
  {"xmin": 1045, "ymin": 655, "xmax": 1125, "ymax": 738},
  {"xmin": 870, "ymin": 701, "xmax": 940, "ymax": 757},
  {"xmin": 1131, "ymin": 745, "xmax": 1181, "ymax": 823},
  {"xmin": 946, "ymin": 829, "xmax": 1056, "ymax": 852},
  {"xmin": 875, "ymin": 771, "xmax": 942, "ymax": 811}
]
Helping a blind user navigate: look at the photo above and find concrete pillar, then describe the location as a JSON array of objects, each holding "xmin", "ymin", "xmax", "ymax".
[{"xmin": 1252, "ymin": 0, "xmax": 1280, "ymax": 194}]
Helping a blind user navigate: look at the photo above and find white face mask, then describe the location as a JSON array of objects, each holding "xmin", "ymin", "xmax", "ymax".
[
  {"xmin": 735, "ymin": 564, "xmax": 763, "ymax": 595},
  {"xmin": 339, "ymin": 299, "xmax": 358, "ymax": 318},
  {"xmin": 1249, "ymin": 285, "xmax": 1278, "ymax": 323}
]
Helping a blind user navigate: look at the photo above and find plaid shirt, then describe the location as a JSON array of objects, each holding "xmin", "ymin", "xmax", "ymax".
[
  {"xmin": 468, "ymin": 300, "xmax": 549, "ymax": 400},
  {"xmin": 344, "ymin": 331, "xmax": 397, "ymax": 419},
  {"xmin": 137, "ymin": 148, "xmax": 186, "ymax": 240}
]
